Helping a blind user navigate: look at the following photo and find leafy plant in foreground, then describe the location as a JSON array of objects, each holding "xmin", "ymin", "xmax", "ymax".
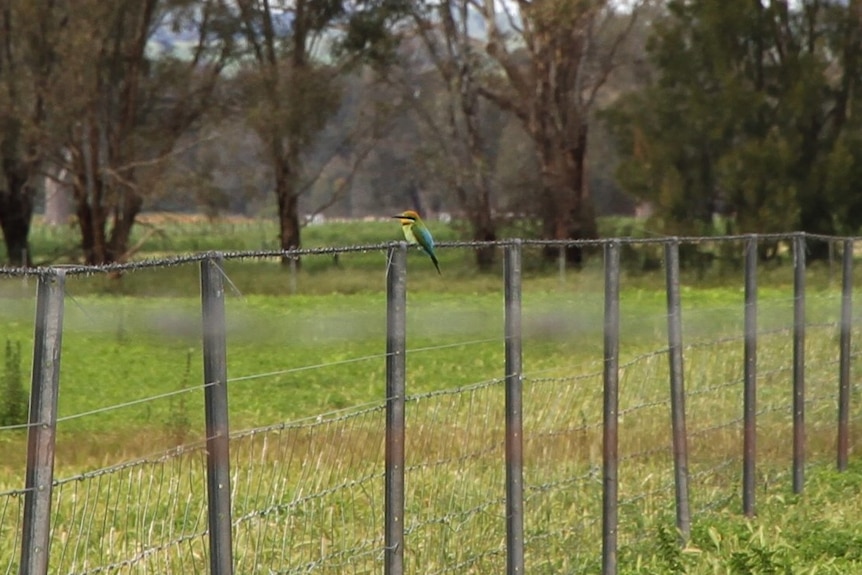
[{"xmin": 656, "ymin": 522, "xmax": 686, "ymax": 574}]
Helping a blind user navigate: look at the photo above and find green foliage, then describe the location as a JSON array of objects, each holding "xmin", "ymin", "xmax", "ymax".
[
  {"xmin": 655, "ymin": 522, "xmax": 686, "ymax": 574},
  {"xmin": 726, "ymin": 529, "xmax": 790, "ymax": 575},
  {"xmin": 338, "ymin": 0, "xmax": 407, "ymax": 66},
  {"xmin": 618, "ymin": 464, "xmax": 862, "ymax": 574},
  {"xmin": 605, "ymin": 0, "xmax": 862, "ymax": 242},
  {"xmin": 1, "ymin": 340, "xmax": 25, "ymax": 428}
]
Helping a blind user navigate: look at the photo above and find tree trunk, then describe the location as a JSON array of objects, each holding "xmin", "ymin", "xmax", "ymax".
[
  {"xmin": 0, "ymin": 166, "xmax": 33, "ymax": 267},
  {"xmin": 472, "ymin": 215, "xmax": 497, "ymax": 271},
  {"xmin": 469, "ymin": 174, "xmax": 496, "ymax": 270},
  {"xmin": 467, "ymin": 128, "xmax": 497, "ymax": 271},
  {"xmin": 75, "ymin": 193, "xmax": 107, "ymax": 265},
  {"xmin": 538, "ymin": 126, "xmax": 596, "ymax": 265},
  {"xmin": 107, "ymin": 189, "xmax": 144, "ymax": 262},
  {"xmin": 798, "ymin": 198, "xmax": 834, "ymax": 260},
  {"xmin": 71, "ymin": 167, "xmax": 142, "ymax": 265},
  {"xmin": 44, "ymin": 173, "xmax": 72, "ymax": 225},
  {"xmin": 275, "ymin": 157, "xmax": 301, "ymax": 266}
]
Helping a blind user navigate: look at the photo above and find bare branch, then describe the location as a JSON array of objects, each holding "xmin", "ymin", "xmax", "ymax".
[
  {"xmin": 103, "ymin": 133, "xmax": 219, "ymax": 176},
  {"xmin": 120, "ymin": 224, "xmax": 167, "ymax": 261},
  {"xmin": 236, "ymin": 0, "xmax": 267, "ymax": 64},
  {"xmin": 481, "ymin": 0, "xmax": 531, "ymax": 106},
  {"xmin": 302, "ymin": 140, "xmax": 375, "ymax": 224},
  {"xmin": 583, "ymin": 2, "xmax": 644, "ymax": 111},
  {"xmin": 476, "ymin": 84, "xmax": 527, "ymax": 122},
  {"xmin": 409, "ymin": 4, "xmax": 454, "ymax": 81}
]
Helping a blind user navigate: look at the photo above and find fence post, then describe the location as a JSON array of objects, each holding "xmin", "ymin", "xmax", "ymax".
[
  {"xmin": 201, "ymin": 255, "xmax": 234, "ymax": 575},
  {"xmin": 743, "ymin": 236, "xmax": 758, "ymax": 517},
  {"xmin": 19, "ymin": 269, "xmax": 66, "ymax": 575},
  {"xmin": 385, "ymin": 243, "xmax": 407, "ymax": 575},
  {"xmin": 602, "ymin": 241, "xmax": 621, "ymax": 575},
  {"xmin": 504, "ymin": 241, "xmax": 525, "ymax": 575},
  {"xmin": 838, "ymin": 239, "xmax": 853, "ymax": 472},
  {"xmin": 665, "ymin": 240, "xmax": 691, "ymax": 542},
  {"xmin": 792, "ymin": 234, "xmax": 806, "ymax": 494}
]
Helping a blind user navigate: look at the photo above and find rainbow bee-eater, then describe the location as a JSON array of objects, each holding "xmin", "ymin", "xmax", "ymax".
[{"xmin": 392, "ymin": 210, "xmax": 441, "ymax": 274}]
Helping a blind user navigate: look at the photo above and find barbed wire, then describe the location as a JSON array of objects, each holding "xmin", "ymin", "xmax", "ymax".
[
  {"xmin": 405, "ymin": 376, "xmax": 503, "ymax": 403},
  {"xmin": 423, "ymin": 546, "xmax": 506, "ymax": 575},
  {"xmin": 0, "ymin": 486, "xmax": 32, "ymax": 498},
  {"xmin": 69, "ymin": 528, "xmax": 208, "ymax": 575},
  {"xmin": 403, "ymin": 496, "xmax": 506, "ymax": 536},
  {"xmin": 0, "ymin": 231, "xmax": 855, "ymax": 278},
  {"xmin": 268, "ymin": 552, "xmax": 370, "ymax": 575},
  {"xmin": 56, "ymin": 381, "xmax": 217, "ymax": 425},
  {"xmin": 50, "ymin": 441, "xmax": 209, "ymax": 488},
  {"xmin": 267, "ymin": 545, "xmax": 383, "ymax": 575},
  {"xmin": 0, "ymin": 380, "xmax": 214, "ymax": 434},
  {"xmin": 226, "ymin": 353, "xmax": 390, "ymax": 385},
  {"xmin": 231, "ymin": 471, "xmax": 384, "ymax": 526},
  {"xmin": 47, "ymin": 393, "xmax": 402, "ymax": 490},
  {"xmin": 229, "ymin": 400, "xmax": 388, "ymax": 439},
  {"xmin": 524, "ymin": 467, "xmax": 602, "ymax": 497},
  {"xmin": 406, "ymin": 336, "xmax": 502, "ymax": 355},
  {"xmin": 404, "ymin": 444, "xmax": 501, "ymax": 475},
  {"xmin": 0, "ymin": 338, "xmax": 505, "ymax": 434}
]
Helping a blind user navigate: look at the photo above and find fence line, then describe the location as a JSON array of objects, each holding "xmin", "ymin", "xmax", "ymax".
[
  {"xmin": 2, "ymin": 230, "xmax": 856, "ymax": 278},
  {"xmin": 0, "ymin": 232, "xmax": 859, "ymax": 574}
]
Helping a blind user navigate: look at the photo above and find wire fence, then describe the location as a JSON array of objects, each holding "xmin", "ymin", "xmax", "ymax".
[{"xmin": 0, "ymin": 232, "xmax": 860, "ymax": 574}]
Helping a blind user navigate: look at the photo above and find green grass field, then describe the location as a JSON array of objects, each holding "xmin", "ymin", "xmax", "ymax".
[{"xmin": 1, "ymin": 217, "xmax": 861, "ymax": 573}]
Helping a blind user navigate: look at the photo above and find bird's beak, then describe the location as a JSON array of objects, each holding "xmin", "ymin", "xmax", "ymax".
[{"xmin": 391, "ymin": 215, "xmax": 414, "ymax": 221}]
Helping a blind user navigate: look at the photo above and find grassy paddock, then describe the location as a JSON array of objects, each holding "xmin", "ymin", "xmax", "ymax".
[{"xmin": 1, "ymin": 220, "xmax": 861, "ymax": 572}]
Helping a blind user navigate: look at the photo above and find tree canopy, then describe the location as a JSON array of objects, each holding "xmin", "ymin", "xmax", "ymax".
[
  {"xmin": 5, "ymin": 0, "xmax": 862, "ymax": 268},
  {"xmin": 606, "ymin": 0, "xmax": 862, "ymax": 248}
]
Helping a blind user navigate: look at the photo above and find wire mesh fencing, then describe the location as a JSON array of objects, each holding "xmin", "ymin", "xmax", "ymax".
[{"xmin": 0, "ymin": 232, "xmax": 860, "ymax": 575}]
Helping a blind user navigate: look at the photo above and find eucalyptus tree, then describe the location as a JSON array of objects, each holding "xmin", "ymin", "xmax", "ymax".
[
  {"xmin": 47, "ymin": 0, "xmax": 235, "ymax": 264},
  {"xmin": 403, "ymin": 0, "xmax": 644, "ymax": 264},
  {"xmin": 234, "ymin": 0, "xmax": 408, "ymax": 262}
]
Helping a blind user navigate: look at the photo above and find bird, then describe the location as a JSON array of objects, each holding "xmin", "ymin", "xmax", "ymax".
[{"xmin": 391, "ymin": 210, "xmax": 441, "ymax": 274}]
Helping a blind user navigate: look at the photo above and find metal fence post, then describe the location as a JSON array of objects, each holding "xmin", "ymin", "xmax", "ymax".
[
  {"xmin": 792, "ymin": 234, "xmax": 806, "ymax": 494},
  {"xmin": 20, "ymin": 269, "xmax": 66, "ymax": 575},
  {"xmin": 385, "ymin": 243, "xmax": 407, "ymax": 575},
  {"xmin": 743, "ymin": 237, "xmax": 758, "ymax": 517},
  {"xmin": 201, "ymin": 255, "xmax": 234, "ymax": 575},
  {"xmin": 838, "ymin": 239, "xmax": 853, "ymax": 472},
  {"xmin": 665, "ymin": 240, "xmax": 691, "ymax": 541},
  {"xmin": 504, "ymin": 241, "xmax": 525, "ymax": 575},
  {"xmin": 602, "ymin": 241, "xmax": 621, "ymax": 575}
]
